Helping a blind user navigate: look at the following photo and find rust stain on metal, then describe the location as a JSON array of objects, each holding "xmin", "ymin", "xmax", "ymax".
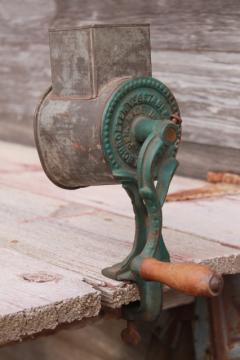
[
  {"xmin": 121, "ymin": 321, "xmax": 142, "ymax": 346},
  {"xmin": 165, "ymin": 127, "xmax": 177, "ymax": 142},
  {"xmin": 21, "ymin": 271, "xmax": 63, "ymax": 283},
  {"xmin": 34, "ymin": 24, "xmax": 152, "ymax": 189},
  {"xmin": 170, "ymin": 112, "xmax": 182, "ymax": 125},
  {"xmin": 72, "ymin": 143, "xmax": 87, "ymax": 152}
]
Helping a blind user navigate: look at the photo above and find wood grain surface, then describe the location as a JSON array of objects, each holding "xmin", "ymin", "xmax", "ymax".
[
  {"xmin": 0, "ymin": 141, "xmax": 239, "ymax": 346},
  {"xmin": 0, "ymin": 249, "xmax": 101, "ymax": 345},
  {"xmin": 0, "ymin": 0, "xmax": 239, "ymax": 177}
]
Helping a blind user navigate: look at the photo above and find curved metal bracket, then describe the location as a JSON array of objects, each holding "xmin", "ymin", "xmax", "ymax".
[
  {"xmin": 101, "ymin": 78, "xmax": 222, "ymax": 323},
  {"xmin": 103, "ymin": 118, "xmax": 180, "ymax": 321}
]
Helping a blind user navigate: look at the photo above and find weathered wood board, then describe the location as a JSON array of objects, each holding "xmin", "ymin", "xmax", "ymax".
[
  {"xmin": 0, "ymin": 141, "xmax": 239, "ymax": 346},
  {"xmin": 0, "ymin": 0, "xmax": 239, "ymax": 177},
  {"xmin": 0, "ymin": 249, "xmax": 101, "ymax": 345},
  {"xmin": 177, "ymin": 142, "xmax": 240, "ymax": 179}
]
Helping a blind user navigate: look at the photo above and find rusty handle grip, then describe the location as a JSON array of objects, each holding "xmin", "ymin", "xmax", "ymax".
[{"xmin": 140, "ymin": 258, "xmax": 223, "ymax": 297}]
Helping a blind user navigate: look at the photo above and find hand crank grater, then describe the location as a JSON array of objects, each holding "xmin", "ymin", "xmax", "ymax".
[{"xmin": 35, "ymin": 24, "xmax": 223, "ymax": 326}]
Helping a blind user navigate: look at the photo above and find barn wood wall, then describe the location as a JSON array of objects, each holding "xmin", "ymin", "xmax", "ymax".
[{"xmin": 0, "ymin": 0, "xmax": 239, "ymax": 178}]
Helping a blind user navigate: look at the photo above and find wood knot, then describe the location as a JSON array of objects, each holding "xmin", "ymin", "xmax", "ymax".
[{"xmin": 21, "ymin": 271, "xmax": 62, "ymax": 283}]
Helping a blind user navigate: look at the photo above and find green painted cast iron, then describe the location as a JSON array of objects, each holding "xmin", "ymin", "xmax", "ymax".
[{"xmin": 101, "ymin": 77, "xmax": 181, "ymax": 321}]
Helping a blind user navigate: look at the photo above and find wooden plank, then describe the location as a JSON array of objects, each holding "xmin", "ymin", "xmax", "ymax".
[
  {"xmin": 1, "ymin": 0, "xmax": 239, "ymax": 179},
  {"xmin": 0, "ymin": 248, "xmax": 100, "ymax": 345},
  {"xmin": 163, "ymin": 195, "xmax": 240, "ymax": 247},
  {"xmin": 0, "ymin": 173, "xmax": 239, "ymax": 297},
  {"xmin": 0, "ymin": 141, "xmax": 240, "ymax": 346},
  {"xmin": 1, "ymin": 1, "xmax": 239, "ymax": 144},
  {"xmin": 50, "ymin": 1, "xmax": 240, "ymax": 53},
  {"xmin": 0, "ymin": 142, "xmax": 239, "ymax": 273},
  {"xmin": 177, "ymin": 142, "xmax": 240, "ymax": 179},
  {"xmin": 0, "ymin": 184, "xmax": 194, "ymax": 309},
  {"xmin": 1, "ymin": 147, "xmax": 237, "ymax": 254},
  {"xmin": 0, "ymin": 140, "xmax": 206, "ymax": 212},
  {"xmin": 0, "ymin": 0, "xmax": 54, "ymax": 146},
  {"xmin": 153, "ymin": 51, "xmax": 240, "ymax": 150}
]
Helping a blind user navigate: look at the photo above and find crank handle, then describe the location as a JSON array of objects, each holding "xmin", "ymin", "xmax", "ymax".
[{"xmin": 139, "ymin": 258, "xmax": 223, "ymax": 297}]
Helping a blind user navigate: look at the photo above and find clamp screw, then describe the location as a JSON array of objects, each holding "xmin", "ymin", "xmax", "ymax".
[{"xmin": 121, "ymin": 321, "xmax": 141, "ymax": 346}]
